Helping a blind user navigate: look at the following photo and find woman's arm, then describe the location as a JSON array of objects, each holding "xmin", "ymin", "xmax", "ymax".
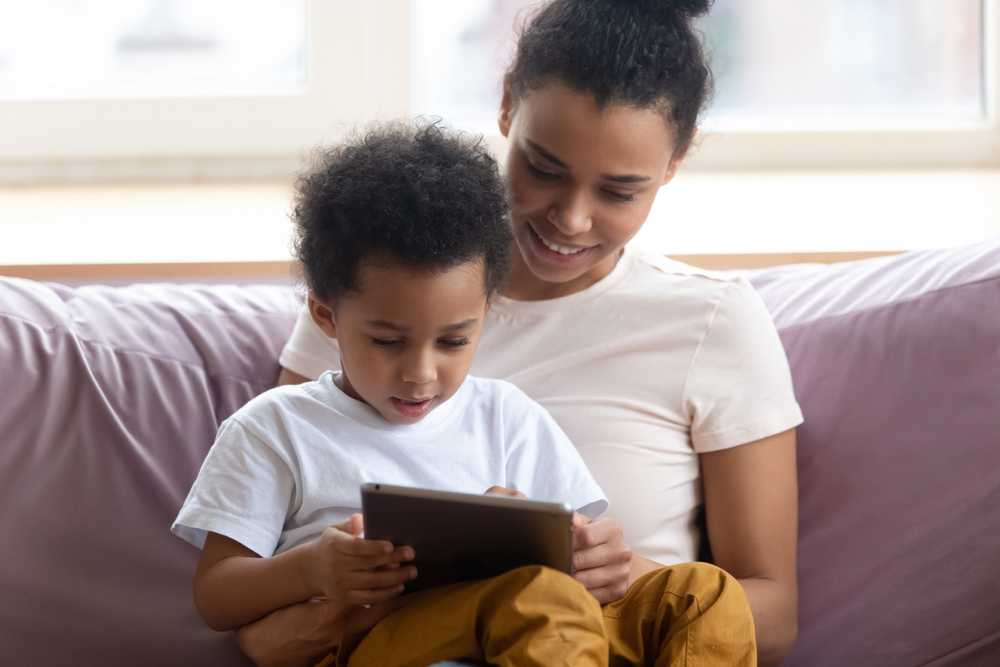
[{"xmin": 701, "ymin": 428, "xmax": 799, "ymax": 667}]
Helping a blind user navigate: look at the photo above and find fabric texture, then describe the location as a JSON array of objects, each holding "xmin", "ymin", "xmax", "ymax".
[
  {"xmin": 172, "ymin": 371, "xmax": 607, "ymax": 557},
  {"xmin": 279, "ymin": 247, "xmax": 804, "ymax": 565},
  {"xmin": 0, "ymin": 278, "xmax": 297, "ymax": 666},
  {"xmin": 318, "ymin": 563, "xmax": 754, "ymax": 667},
  {"xmin": 748, "ymin": 238, "xmax": 1000, "ymax": 667}
]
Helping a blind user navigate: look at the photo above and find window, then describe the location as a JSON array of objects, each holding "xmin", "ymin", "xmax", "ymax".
[
  {"xmin": 412, "ymin": 0, "xmax": 999, "ymax": 169},
  {"xmin": 1, "ymin": 0, "xmax": 996, "ymax": 182},
  {"xmin": 0, "ymin": 0, "xmax": 413, "ymax": 182}
]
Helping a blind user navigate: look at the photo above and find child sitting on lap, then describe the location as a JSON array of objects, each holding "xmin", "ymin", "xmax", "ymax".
[{"xmin": 171, "ymin": 121, "xmax": 611, "ymax": 666}]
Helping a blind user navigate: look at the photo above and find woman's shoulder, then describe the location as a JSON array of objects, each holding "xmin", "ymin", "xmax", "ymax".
[{"xmin": 618, "ymin": 248, "xmax": 759, "ymax": 307}]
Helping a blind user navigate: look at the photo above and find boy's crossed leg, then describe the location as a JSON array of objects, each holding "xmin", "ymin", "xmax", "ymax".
[{"xmin": 319, "ymin": 562, "xmax": 755, "ymax": 667}]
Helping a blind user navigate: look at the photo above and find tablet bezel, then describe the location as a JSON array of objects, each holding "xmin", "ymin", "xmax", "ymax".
[{"xmin": 361, "ymin": 483, "xmax": 574, "ymax": 593}]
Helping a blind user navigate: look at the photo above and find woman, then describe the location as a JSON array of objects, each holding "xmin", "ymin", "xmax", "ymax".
[{"xmin": 251, "ymin": 0, "xmax": 801, "ymax": 665}]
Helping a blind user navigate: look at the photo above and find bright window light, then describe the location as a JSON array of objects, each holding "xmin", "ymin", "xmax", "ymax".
[
  {"xmin": 412, "ymin": 0, "xmax": 986, "ymax": 130},
  {"xmin": 0, "ymin": 0, "xmax": 306, "ymax": 100}
]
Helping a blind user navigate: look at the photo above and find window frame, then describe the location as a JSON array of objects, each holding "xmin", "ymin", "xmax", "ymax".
[
  {"xmin": 0, "ymin": 0, "xmax": 996, "ymax": 184},
  {"xmin": 0, "ymin": 0, "xmax": 414, "ymax": 183}
]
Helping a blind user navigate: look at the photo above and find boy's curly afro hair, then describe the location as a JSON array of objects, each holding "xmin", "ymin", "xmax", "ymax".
[{"xmin": 292, "ymin": 120, "xmax": 512, "ymax": 303}]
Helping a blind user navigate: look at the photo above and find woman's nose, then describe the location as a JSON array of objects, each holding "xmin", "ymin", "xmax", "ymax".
[
  {"xmin": 400, "ymin": 346, "xmax": 436, "ymax": 385},
  {"xmin": 547, "ymin": 189, "xmax": 593, "ymax": 236}
]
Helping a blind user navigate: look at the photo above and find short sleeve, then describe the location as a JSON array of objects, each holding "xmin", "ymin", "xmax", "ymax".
[
  {"xmin": 171, "ymin": 418, "xmax": 297, "ymax": 557},
  {"xmin": 684, "ymin": 277, "xmax": 804, "ymax": 453},
  {"xmin": 279, "ymin": 311, "xmax": 341, "ymax": 380},
  {"xmin": 501, "ymin": 389, "xmax": 609, "ymax": 519}
]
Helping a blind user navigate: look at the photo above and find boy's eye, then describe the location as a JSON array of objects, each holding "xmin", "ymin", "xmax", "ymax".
[
  {"xmin": 440, "ymin": 338, "xmax": 470, "ymax": 348},
  {"xmin": 526, "ymin": 162, "xmax": 559, "ymax": 181},
  {"xmin": 372, "ymin": 338, "xmax": 398, "ymax": 348}
]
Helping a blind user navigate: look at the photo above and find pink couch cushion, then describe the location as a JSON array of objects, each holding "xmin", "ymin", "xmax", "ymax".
[
  {"xmin": 0, "ymin": 279, "xmax": 297, "ymax": 666},
  {"xmin": 749, "ymin": 239, "xmax": 1000, "ymax": 667}
]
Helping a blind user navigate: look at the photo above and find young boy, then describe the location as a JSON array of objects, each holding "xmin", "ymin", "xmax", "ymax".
[{"xmin": 171, "ymin": 121, "xmax": 611, "ymax": 666}]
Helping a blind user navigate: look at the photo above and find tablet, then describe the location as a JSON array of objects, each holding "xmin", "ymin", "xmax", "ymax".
[{"xmin": 361, "ymin": 483, "xmax": 574, "ymax": 593}]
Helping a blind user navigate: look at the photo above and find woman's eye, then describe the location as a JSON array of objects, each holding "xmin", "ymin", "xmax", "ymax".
[
  {"xmin": 372, "ymin": 338, "xmax": 398, "ymax": 348},
  {"xmin": 440, "ymin": 338, "xmax": 470, "ymax": 348},
  {"xmin": 605, "ymin": 190, "xmax": 635, "ymax": 202},
  {"xmin": 526, "ymin": 162, "xmax": 559, "ymax": 181}
]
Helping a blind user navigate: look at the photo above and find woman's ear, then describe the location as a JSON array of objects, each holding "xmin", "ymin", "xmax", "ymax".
[
  {"xmin": 498, "ymin": 81, "xmax": 515, "ymax": 138},
  {"xmin": 662, "ymin": 149, "xmax": 688, "ymax": 187},
  {"xmin": 307, "ymin": 293, "xmax": 338, "ymax": 339}
]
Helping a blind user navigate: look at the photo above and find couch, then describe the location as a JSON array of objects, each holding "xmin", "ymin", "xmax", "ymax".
[{"xmin": 1, "ymin": 238, "xmax": 998, "ymax": 666}]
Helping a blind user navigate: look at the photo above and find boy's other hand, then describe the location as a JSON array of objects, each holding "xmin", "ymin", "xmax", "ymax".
[
  {"xmin": 571, "ymin": 513, "xmax": 633, "ymax": 605},
  {"xmin": 483, "ymin": 485, "xmax": 527, "ymax": 498},
  {"xmin": 304, "ymin": 513, "xmax": 416, "ymax": 606}
]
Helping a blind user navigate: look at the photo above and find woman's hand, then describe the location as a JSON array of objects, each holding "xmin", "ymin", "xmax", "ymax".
[
  {"xmin": 304, "ymin": 513, "xmax": 416, "ymax": 606},
  {"xmin": 233, "ymin": 596, "xmax": 402, "ymax": 667},
  {"xmin": 571, "ymin": 514, "xmax": 633, "ymax": 605}
]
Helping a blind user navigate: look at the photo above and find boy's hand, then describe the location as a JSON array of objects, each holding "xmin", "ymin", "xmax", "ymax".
[
  {"xmin": 484, "ymin": 485, "xmax": 527, "ymax": 499},
  {"xmin": 571, "ymin": 513, "xmax": 633, "ymax": 605},
  {"xmin": 304, "ymin": 513, "xmax": 416, "ymax": 605}
]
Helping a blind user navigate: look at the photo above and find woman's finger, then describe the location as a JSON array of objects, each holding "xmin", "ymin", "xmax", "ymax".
[
  {"xmin": 343, "ymin": 583, "xmax": 409, "ymax": 606},
  {"xmin": 582, "ymin": 582, "xmax": 629, "ymax": 606},
  {"xmin": 573, "ymin": 556, "xmax": 630, "ymax": 589}
]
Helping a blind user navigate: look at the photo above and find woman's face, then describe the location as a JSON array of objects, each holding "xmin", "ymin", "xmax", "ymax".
[{"xmin": 498, "ymin": 82, "xmax": 681, "ymax": 300}]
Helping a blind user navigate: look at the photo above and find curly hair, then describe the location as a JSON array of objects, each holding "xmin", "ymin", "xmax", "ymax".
[
  {"xmin": 292, "ymin": 120, "xmax": 512, "ymax": 303},
  {"xmin": 506, "ymin": 0, "xmax": 713, "ymax": 159}
]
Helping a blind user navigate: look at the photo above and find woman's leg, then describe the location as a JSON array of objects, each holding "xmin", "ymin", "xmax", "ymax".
[
  {"xmin": 603, "ymin": 562, "xmax": 757, "ymax": 667},
  {"xmin": 336, "ymin": 565, "xmax": 608, "ymax": 667}
]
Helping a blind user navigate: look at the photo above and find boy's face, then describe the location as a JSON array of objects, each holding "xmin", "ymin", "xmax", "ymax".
[{"xmin": 309, "ymin": 260, "xmax": 492, "ymax": 425}]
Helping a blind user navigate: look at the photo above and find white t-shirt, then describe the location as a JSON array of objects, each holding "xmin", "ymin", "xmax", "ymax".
[
  {"xmin": 172, "ymin": 372, "xmax": 608, "ymax": 557},
  {"xmin": 279, "ymin": 248, "xmax": 804, "ymax": 565}
]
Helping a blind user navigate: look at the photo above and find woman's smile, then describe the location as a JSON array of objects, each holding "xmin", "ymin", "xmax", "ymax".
[
  {"xmin": 499, "ymin": 82, "xmax": 680, "ymax": 301},
  {"xmin": 527, "ymin": 223, "xmax": 598, "ymax": 265}
]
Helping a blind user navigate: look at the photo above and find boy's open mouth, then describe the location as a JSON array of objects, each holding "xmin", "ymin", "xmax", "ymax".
[{"xmin": 390, "ymin": 396, "xmax": 434, "ymax": 419}]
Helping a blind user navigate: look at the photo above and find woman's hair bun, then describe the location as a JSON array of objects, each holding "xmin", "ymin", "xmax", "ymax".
[{"xmin": 627, "ymin": 0, "xmax": 712, "ymax": 20}]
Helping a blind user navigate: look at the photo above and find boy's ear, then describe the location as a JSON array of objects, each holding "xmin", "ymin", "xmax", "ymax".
[{"xmin": 308, "ymin": 293, "xmax": 338, "ymax": 339}]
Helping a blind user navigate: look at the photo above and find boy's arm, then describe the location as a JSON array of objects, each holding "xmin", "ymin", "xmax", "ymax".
[
  {"xmin": 194, "ymin": 515, "xmax": 416, "ymax": 632},
  {"xmin": 194, "ymin": 532, "xmax": 317, "ymax": 632}
]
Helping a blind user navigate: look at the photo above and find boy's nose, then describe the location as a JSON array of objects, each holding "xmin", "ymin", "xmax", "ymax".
[{"xmin": 400, "ymin": 347, "xmax": 436, "ymax": 385}]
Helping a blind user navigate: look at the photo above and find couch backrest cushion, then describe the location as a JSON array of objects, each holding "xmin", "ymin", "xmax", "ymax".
[
  {"xmin": 0, "ymin": 278, "xmax": 297, "ymax": 666},
  {"xmin": 749, "ymin": 239, "xmax": 1000, "ymax": 667}
]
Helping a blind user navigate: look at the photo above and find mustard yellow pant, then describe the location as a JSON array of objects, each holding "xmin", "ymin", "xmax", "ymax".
[{"xmin": 320, "ymin": 563, "xmax": 755, "ymax": 667}]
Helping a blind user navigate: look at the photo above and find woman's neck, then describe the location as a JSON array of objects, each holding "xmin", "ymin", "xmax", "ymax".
[{"xmin": 503, "ymin": 248, "xmax": 620, "ymax": 302}]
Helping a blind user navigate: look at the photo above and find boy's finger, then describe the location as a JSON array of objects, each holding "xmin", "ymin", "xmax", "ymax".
[
  {"xmin": 341, "ymin": 547, "xmax": 415, "ymax": 573},
  {"xmin": 344, "ymin": 565, "xmax": 418, "ymax": 592},
  {"xmin": 336, "ymin": 535, "xmax": 396, "ymax": 556},
  {"xmin": 348, "ymin": 513, "xmax": 364, "ymax": 536}
]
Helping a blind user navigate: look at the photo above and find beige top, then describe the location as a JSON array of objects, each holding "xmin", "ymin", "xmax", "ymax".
[{"xmin": 279, "ymin": 246, "xmax": 803, "ymax": 565}]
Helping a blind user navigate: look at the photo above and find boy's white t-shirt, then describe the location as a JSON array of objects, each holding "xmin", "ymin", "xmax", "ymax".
[
  {"xmin": 279, "ymin": 248, "xmax": 804, "ymax": 565},
  {"xmin": 172, "ymin": 372, "xmax": 608, "ymax": 557}
]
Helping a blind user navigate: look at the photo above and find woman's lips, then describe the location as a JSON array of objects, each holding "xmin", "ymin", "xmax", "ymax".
[
  {"xmin": 527, "ymin": 224, "xmax": 594, "ymax": 265},
  {"xmin": 391, "ymin": 397, "xmax": 434, "ymax": 419}
]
